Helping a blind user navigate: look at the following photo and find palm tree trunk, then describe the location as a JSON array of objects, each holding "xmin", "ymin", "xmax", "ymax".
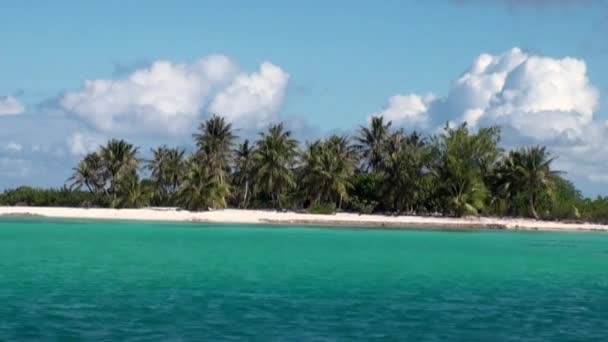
[
  {"xmin": 529, "ymin": 195, "xmax": 539, "ymax": 220},
  {"xmin": 85, "ymin": 182, "xmax": 93, "ymax": 194},
  {"xmin": 273, "ymin": 192, "xmax": 279, "ymax": 210},
  {"xmin": 242, "ymin": 180, "xmax": 249, "ymax": 208}
]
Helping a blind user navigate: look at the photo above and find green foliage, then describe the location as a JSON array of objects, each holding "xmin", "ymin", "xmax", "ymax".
[
  {"xmin": 355, "ymin": 116, "xmax": 391, "ymax": 171},
  {"xmin": 147, "ymin": 145, "xmax": 186, "ymax": 205},
  {"xmin": 378, "ymin": 129, "xmax": 430, "ymax": 213},
  {"xmin": 430, "ymin": 123, "xmax": 500, "ymax": 216},
  {"xmin": 178, "ymin": 158, "xmax": 230, "ymax": 211},
  {"xmin": 253, "ymin": 123, "xmax": 298, "ymax": 209},
  {"xmin": 579, "ymin": 197, "xmax": 608, "ymax": 224},
  {"xmin": 308, "ymin": 202, "xmax": 337, "ymax": 215},
  {"xmin": 99, "ymin": 139, "xmax": 141, "ymax": 197},
  {"xmin": 542, "ymin": 176, "xmax": 581, "ymax": 220},
  {"xmin": 3, "ymin": 114, "xmax": 604, "ymax": 224},
  {"xmin": 299, "ymin": 135, "xmax": 356, "ymax": 209},
  {"xmin": 67, "ymin": 152, "xmax": 107, "ymax": 197},
  {"xmin": 0, "ymin": 187, "xmax": 96, "ymax": 207},
  {"xmin": 347, "ymin": 172, "xmax": 383, "ymax": 213},
  {"xmin": 112, "ymin": 175, "xmax": 152, "ymax": 209},
  {"xmin": 194, "ymin": 114, "xmax": 236, "ymax": 185},
  {"xmin": 490, "ymin": 146, "xmax": 558, "ymax": 219},
  {"xmin": 348, "ymin": 197, "xmax": 378, "ymax": 215},
  {"xmin": 232, "ymin": 140, "xmax": 255, "ymax": 208}
]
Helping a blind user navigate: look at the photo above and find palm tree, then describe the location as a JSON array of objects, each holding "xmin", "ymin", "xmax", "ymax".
[
  {"xmin": 253, "ymin": 123, "xmax": 299, "ymax": 209},
  {"xmin": 99, "ymin": 139, "xmax": 140, "ymax": 197},
  {"xmin": 193, "ymin": 114, "xmax": 236, "ymax": 185},
  {"xmin": 499, "ymin": 146, "xmax": 558, "ymax": 219},
  {"xmin": 379, "ymin": 130, "xmax": 430, "ymax": 213},
  {"xmin": 67, "ymin": 152, "xmax": 107, "ymax": 197},
  {"xmin": 233, "ymin": 140, "xmax": 255, "ymax": 208},
  {"xmin": 355, "ymin": 116, "xmax": 392, "ymax": 171},
  {"xmin": 178, "ymin": 157, "xmax": 229, "ymax": 211},
  {"xmin": 112, "ymin": 175, "xmax": 151, "ymax": 209},
  {"xmin": 300, "ymin": 135, "xmax": 356, "ymax": 208},
  {"xmin": 430, "ymin": 123, "xmax": 498, "ymax": 216},
  {"xmin": 147, "ymin": 145, "xmax": 186, "ymax": 204}
]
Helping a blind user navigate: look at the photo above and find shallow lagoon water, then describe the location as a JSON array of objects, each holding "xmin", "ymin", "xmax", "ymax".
[{"xmin": 1, "ymin": 218, "xmax": 607, "ymax": 340}]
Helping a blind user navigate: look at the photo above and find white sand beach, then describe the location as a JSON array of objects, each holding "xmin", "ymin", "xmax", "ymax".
[{"xmin": 1, "ymin": 206, "xmax": 607, "ymax": 232}]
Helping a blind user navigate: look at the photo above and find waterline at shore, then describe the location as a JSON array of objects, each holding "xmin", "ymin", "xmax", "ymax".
[{"xmin": 1, "ymin": 206, "xmax": 607, "ymax": 232}]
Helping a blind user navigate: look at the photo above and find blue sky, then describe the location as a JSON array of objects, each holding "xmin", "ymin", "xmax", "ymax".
[{"xmin": 1, "ymin": 0, "xmax": 607, "ymax": 195}]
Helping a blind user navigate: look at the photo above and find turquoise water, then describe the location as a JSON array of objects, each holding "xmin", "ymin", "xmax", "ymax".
[{"xmin": 1, "ymin": 218, "xmax": 607, "ymax": 341}]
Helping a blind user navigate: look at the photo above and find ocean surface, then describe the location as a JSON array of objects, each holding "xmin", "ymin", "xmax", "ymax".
[{"xmin": 1, "ymin": 218, "xmax": 607, "ymax": 341}]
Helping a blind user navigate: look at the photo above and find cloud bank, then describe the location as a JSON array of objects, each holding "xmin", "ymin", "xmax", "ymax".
[
  {"xmin": 209, "ymin": 62, "xmax": 289, "ymax": 128},
  {"xmin": 60, "ymin": 55, "xmax": 289, "ymax": 137},
  {"xmin": 0, "ymin": 96, "xmax": 25, "ymax": 115},
  {"xmin": 372, "ymin": 47, "xmax": 605, "ymax": 185}
]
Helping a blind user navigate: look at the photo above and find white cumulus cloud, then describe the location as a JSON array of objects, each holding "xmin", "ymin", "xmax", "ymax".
[
  {"xmin": 370, "ymin": 94, "xmax": 435, "ymax": 128},
  {"xmin": 371, "ymin": 47, "xmax": 603, "ymax": 185},
  {"xmin": 0, "ymin": 96, "xmax": 25, "ymax": 115},
  {"xmin": 481, "ymin": 53, "xmax": 598, "ymax": 139},
  {"xmin": 67, "ymin": 132, "xmax": 105, "ymax": 156},
  {"xmin": 60, "ymin": 55, "xmax": 238, "ymax": 135},
  {"xmin": 209, "ymin": 62, "xmax": 289, "ymax": 128},
  {"xmin": 6, "ymin": 142, "xmax": 23, "ymax": 152},
  {"xmin": 60, "ymin": 55, "xmax": 290, "ymax": 136},
  {"xmin": 375, "ymin": 48, "xmax": 599, "ymax": 141}
]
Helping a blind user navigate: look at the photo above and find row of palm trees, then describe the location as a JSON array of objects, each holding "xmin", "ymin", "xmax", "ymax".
[{"xmin": 68, "ymin": 115, "xmax": 559, "ymax": 218}]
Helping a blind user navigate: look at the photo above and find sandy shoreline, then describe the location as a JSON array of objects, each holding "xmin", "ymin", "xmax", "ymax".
[{"xmin": 1, "ymin": 206, "xmax": 607, "ymax": 232}]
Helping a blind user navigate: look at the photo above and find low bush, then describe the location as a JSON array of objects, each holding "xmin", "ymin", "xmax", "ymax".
[{"xmin": 308, "ymin": 203, "xmax": 336, "ymax": 215}]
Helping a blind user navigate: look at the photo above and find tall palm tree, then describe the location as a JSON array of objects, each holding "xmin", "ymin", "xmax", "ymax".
[
  {"xmin": 193, "ymin": 114, "xmax": 236, "ymax": 185},
  {"xmin": 253, "ymin": 123, "xmax": 299, "ymax": 209},
  {"xmin": 355, "ymin": 116, "xmax": 392, "ymax": 171},
  {"xmin": 379, "ymin": 130, "xmax": 430, "ymax": 213},
  {"xmin": 99, "ymin": 139, "xmax": 140, "ymax": 196},
  {"xmin": 430, "ymin": 123, "xmax": 498, "ymax": 216},
  {"xmin": 147, "ymin": 145, "xmax": 186, "ymax": 204},
  {"xmin": 233, "ymin": 140, "xmax": 255, "ymax": 208}
]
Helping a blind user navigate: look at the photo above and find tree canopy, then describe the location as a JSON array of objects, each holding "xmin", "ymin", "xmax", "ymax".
[{"xmin": 3, "ymin": 114, "xmax": 607, "ymax": 223}]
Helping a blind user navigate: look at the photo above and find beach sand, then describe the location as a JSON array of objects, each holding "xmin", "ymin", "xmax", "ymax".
[{"xmin": 1, "ymin": 206, "xmax": 607, "ymax": 232}]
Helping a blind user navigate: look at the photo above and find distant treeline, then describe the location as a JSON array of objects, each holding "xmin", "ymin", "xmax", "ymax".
[{"xmin": 2, "ymin": 115, "xmax": 608, "ymax": 223}]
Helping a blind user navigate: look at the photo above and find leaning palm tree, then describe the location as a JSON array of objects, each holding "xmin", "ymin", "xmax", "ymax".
[
  {"xmin": 193, "ymin": 114, "xmax": 236, "ymax": 185},
  {"xmin": 233, "ymin": 140, "xmax": 255, "ymax": 208},
  {"xmin": 147, "ymin": 145, "xmax": 186, "ymax": 204},
  {"xmin": 507, "ymin": 146, "xmax": 559, "ymax": 219},
  {"xmin": 355, "ymin": 116, "xmax": 392, "ymax": 171},
  {"xmin": 67, "ymin": 152, "xmax": 108, "ymax": 197},
  {"xmin": 99, "ymin": 139, "xmax": 140, "ymax": 197},
  {"xmin": 253, "ymin": 123, "xmax": 299, "ymax": 209}
]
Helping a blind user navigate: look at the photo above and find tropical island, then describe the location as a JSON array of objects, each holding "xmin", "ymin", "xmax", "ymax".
[{"xmin": 1, "ymin": 115, "xmax": 608, "ymax": 231}]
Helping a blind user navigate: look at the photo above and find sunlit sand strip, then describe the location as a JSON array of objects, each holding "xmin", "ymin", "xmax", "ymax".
[{"xmin": 1, "ymin": 207, "xmax": 607, "ymax": 232}]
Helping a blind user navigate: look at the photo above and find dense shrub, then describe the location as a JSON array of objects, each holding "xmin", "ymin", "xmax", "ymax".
[
  {"xmin": 308, "ymin": 203, "xmax": 336, "ymax": 215},
  {"xmin": 0, "ymin": 187, "xmax": 96, "ymax": 207}
]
